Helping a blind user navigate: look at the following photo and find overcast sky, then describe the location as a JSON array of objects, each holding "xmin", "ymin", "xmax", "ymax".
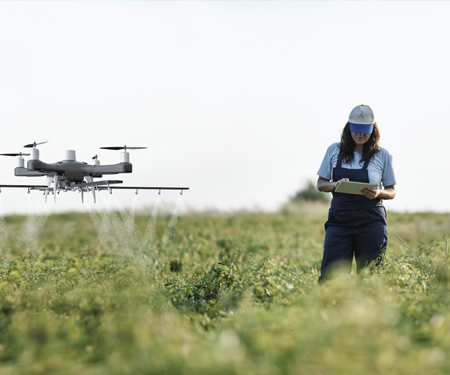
[{"xmin": 0, "ymin": 1, "xmax": 449, "ymax": 215}]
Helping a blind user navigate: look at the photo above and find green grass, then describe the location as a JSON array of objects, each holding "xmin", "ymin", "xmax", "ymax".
[{"xmin": 0, "ymin": 205, "xmax": 449, "ymax": 374}]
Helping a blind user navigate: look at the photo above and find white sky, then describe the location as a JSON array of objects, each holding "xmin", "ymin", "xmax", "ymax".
[{"xmin": 0, "ymin": 1, "xmax": 449, "ymax": 215}]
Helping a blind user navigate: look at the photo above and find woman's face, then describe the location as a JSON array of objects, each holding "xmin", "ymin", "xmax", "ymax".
[{"xmin": 351, "ymin": 132, "xmax": 371, "ymax": 146}]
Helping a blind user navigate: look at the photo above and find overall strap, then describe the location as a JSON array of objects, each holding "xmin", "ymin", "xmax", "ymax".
[{"xmin": 362, "ymin": 158, "xmax": 370, "ymax": 170}]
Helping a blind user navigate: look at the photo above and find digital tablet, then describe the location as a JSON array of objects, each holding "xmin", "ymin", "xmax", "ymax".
[{"xmin": 334, "ymin": 181, "xmax": 378, "ymax": 195}]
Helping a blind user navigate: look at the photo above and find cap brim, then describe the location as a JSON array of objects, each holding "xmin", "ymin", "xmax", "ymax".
[{"xmin": 350, "ymin": 123, "xmax": 373, "ymax": 135}]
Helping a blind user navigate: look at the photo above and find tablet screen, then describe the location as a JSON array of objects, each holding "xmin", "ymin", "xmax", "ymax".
[{"xmin": 334, "ymin": 181, "xmax": 378, "ymax": 195}]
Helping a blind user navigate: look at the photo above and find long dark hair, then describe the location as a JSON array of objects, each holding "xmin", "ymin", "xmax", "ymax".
[{"xmin": 339, "ymin": 121, "xmax": 381, "ymax": 164}]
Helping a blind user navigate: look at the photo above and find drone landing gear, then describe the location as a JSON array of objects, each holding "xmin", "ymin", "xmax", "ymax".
[
  {"xmin": 53, "ymin": 175, "xmax": 59, "ymax": 203},
  {"xmin": 91, "ymin": 188, "xmax": 96, "ymax": 204}
]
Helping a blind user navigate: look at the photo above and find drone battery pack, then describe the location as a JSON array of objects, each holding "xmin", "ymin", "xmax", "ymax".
[{"xmin": 66, "ymin": 170, "xmax": 84, "ymax": 182}]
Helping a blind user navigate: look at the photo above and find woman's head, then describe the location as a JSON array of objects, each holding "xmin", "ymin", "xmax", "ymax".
[
  {"xmin": 339, "ymin": 115, "xmax": 381, "ymax": 164},
  {"xmin": 342, "ymin": 121, "xmax": 380, "ymax": 148},
  {"xmin": 348, "ymin": 105, "xmax": 375, "ymax": 135}
]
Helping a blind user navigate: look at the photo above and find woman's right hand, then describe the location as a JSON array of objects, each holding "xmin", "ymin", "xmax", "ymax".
[
  {"xmin": 334, "ymin": 178, "xmax": 350, "ymax": 190},
  {"xmin": 317, "ymin": 177, "xmax": 350, "ymax": 193}
]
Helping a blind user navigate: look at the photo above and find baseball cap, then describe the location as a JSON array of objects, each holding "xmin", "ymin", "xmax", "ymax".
[{"xmin": 349, "ymin": 104, "xmax": 375, "ymax": 134}]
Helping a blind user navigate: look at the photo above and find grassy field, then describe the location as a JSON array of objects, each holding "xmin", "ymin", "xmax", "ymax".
[{"xmin": 0, "ymin": 203, "xmax": 450, "ymax": 374}]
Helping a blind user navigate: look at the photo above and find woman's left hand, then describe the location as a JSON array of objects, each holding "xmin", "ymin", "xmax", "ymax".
[{"xmin": 361, "ymin": 187, "xmax": 380, "ymax": 200}]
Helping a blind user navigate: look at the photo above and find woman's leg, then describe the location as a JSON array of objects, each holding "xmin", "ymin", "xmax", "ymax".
[
  {"xmin": 319, "ymin": 224, "xmax": 354, "ymax": 284},
  {"xmin": 354, "ymin": 206, "xmax": 388, "ymax": 271}
]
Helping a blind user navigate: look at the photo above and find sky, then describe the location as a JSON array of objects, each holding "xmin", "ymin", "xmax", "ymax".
[{"xmin": 0, "ymin": 1, "xmax": 449, "ymax": 215}]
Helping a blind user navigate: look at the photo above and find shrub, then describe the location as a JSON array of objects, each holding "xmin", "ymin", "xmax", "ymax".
[{"xmin": 290, "ymin": 180, "xmax": 330, "ymax": 203}]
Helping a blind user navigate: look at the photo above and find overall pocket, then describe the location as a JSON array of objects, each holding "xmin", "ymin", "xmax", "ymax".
[{"xmin": 371, "ymin": 205, "xmax": 387, "ymax": 223}]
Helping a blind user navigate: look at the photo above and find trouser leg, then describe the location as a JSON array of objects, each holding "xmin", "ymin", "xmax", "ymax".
[
  {"xmin": 354, "ymin": 206, "xmax": 388, "ymax": 272},
  {"xmin": 319, "ymin": 224, "xmax": 354, "ymax": 284}
]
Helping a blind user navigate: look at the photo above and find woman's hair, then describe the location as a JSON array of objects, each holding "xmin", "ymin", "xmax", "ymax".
[{"xmin": 339, "ymin": 121, "xmax": 381, "ymax": 164}]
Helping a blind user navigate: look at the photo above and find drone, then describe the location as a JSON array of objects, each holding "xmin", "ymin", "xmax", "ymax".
[{"xmin": 0, "ymin": 141, "xmax": 189, "ymax": 203}]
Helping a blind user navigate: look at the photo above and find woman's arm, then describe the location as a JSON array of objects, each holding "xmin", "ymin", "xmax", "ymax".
[
  {"xmin": 361, "ymin": 185, "xmax": 396, "ymax": 200},
  {"xmin": 317, "ymin": 176, "xmax": 349, "ymax": 193},
  {"xmin": 318, "ymin": 176, "xmax": 396, "ymax": 200}
]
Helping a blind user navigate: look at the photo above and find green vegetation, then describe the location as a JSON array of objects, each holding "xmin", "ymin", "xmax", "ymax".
[
  {"xmin": 0, "ymin": 208, "xmax": 450, "ymax": 374},
  {"xmin": 289, "ymin": 180, "xmax": 330, "ymax": 204}
]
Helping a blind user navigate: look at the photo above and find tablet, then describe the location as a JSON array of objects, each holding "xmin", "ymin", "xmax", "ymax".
[{"xmin": 334, "ymin": 181, "xmax": 378, "ymax": 195}]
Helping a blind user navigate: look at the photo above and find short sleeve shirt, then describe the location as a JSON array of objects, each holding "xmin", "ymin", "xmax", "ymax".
[{"xmin": 317, "ymin": 143, "xmax": 396, "ymax": 188}]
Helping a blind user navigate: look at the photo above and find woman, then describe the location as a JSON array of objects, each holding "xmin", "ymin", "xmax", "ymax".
[{"xmin": 316, "ymin": 104, "xmax": 396, "ymax": 284}]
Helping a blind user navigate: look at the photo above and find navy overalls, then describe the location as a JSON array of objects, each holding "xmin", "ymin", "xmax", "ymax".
[{"xmin": 319, "ymin": 157, "xmax": 388, "ymax": 284}]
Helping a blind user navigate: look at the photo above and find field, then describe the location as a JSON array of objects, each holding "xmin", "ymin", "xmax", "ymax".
[{"xmin": 0, "ymin": 202, "xmax": 450, "ymax": 374}]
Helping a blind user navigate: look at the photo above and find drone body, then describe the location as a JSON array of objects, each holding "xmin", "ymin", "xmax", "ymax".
[{"xmin": 0, "ymin": 142, "xmax": 189, "ymax": 203}]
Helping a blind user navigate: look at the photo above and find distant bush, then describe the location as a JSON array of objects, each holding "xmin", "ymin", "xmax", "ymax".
[{"xmin": 290, "ymin": 180, "xmax": 330, "ymax": 203}]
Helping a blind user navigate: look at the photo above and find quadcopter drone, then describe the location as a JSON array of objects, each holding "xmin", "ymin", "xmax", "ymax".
[{"xmin": 0, "ymin": 141, "xmax": 189, "ymax": 203}]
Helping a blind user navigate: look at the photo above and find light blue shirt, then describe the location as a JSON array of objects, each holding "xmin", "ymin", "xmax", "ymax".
[{"xmin": 317, "ymin": 142, "xmax": 397, "ymax": 188}]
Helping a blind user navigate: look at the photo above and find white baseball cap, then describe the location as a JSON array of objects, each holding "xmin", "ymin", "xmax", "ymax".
[{"xmin": 348, "ymin": 104, "xmax": 375, "ymax": 134}]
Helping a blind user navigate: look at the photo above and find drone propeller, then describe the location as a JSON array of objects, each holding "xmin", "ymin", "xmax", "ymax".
[
  {"xmin": 92, "ymin": 154, "xmax": 101, "ymax": 160},
  {"xmin": 100, "ymin": 145, "xmax": 146, "ymax": 163},
  {"xmin": 24, "ymin": 141, "xmax": 49, "ymax": 149},
  {"xmin": 100, "ymin": 145, "xmax": 147, "ymax": 151},
  {"xmin": 0, "ymin": 152, "xmax": 30, "ymax": 157}
]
